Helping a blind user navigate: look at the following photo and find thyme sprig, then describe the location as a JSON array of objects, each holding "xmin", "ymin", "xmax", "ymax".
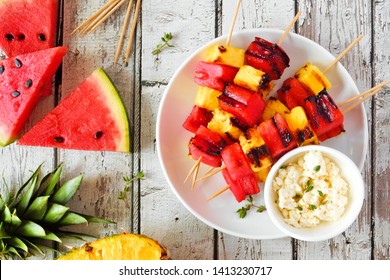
[
  {"xmin": 152, "ymin": 32, "xmax": 174, "ymax": 55},
  {"xmin": 118, "ymin": 171, "xmax": 145, "ymax": 200},
  {"xmin": 236, "ymin": 196, "xmax": 266, "ymax": 219}
]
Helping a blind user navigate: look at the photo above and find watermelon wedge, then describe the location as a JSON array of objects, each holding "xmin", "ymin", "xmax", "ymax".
[
  {"xmin": 0, "ymin": 46, "xmax": 67, "ymax": 146},
  {"xmin": 18, "ymin": 68, "xmax": 131, "ymax": 152},
  {"xmin": 0, "ymin": 0, "xmax": 58, "ymax": 57}
]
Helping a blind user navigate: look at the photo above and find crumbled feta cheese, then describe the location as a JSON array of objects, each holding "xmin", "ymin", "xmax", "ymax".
[{"xmin": 272, "ymin": 151, "xmax": 349, "ymax": 228}]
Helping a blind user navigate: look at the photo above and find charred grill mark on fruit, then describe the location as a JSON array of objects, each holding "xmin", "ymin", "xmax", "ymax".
[
  {"xmin": 271, "ymin": 116, "xmax": 293, "ymax": 147},
  {"xmin": 246, "ymin": 146, "xmax": 269, "ymax": 167}
]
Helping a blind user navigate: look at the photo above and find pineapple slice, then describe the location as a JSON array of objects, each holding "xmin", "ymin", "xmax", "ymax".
[
  {"xmin": 234, "ymin": 65, "xmax": 273, "ymax": 97},
  {"xmin": 262, "ymin": 98, "xmax": 290, "ymax": 120},
  {"xmin": 205, "ymin": 44, "xmax": 245, "ymax": 68},
  {"xmin": 239, "ymin": 128, "xmax": 273, "ymax": 182},
  {"xmin": 285, "ymin": 106, "xmax": 319, "ymax": 146},
  {"xmin": 294, "ymin": 62, "xmax": 331, "ymax": 95},
  {"xmin": 194, "ymin": 86, "xmax": 222, "ymax": 111},
  {"xmin": 207, "ymin": 108, "xmax": 242, "ymax": 141},
  {"xmin": 57, "ymin": 233, "xmax": 169, "ymax": 260}
]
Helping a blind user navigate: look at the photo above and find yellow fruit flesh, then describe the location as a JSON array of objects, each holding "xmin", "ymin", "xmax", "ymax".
[
  {"xmin": 285, "ymin": 106, "xmax": 319, "ymax": 146},
  {"xmin": 233, "ymin": 65, "xmax": 273, "ymax": 98},
  {"xmin": 207, "ymin": 108, "xmax": 242, "ymax": 141},
  {"xmin": 57, "ymin": 233, "xmax": 168, "ymax": 260},
  {"xmin": 239, "ymin": 128, "xmax": 273, "ymax": 182},
  {"xmin": 262, "ymin": 98, "xmax": 290, "ymax": 120},
  {"xmin": 205, "ymin": 44, "xmax": 245, "ymax": 68},
  {"xmin": 294, "ymin": 62, "xmax": 331, "ymax": 95},
  {"xmin": 194, "ymin": 86, "xmax": 222, "ymax": 111}
]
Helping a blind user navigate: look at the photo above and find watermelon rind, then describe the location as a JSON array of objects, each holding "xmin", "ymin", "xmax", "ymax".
[{"xmin": 93, "ymin": 68, "xmax": 131, "ymax": 152}]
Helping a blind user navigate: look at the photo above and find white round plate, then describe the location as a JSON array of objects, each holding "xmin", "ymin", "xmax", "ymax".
[{"xmin": 156, "ymin": 28, "xmax": 368, "ymax": 239}]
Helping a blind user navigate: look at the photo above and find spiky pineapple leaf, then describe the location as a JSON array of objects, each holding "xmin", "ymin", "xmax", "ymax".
[
  {"xmin": 56, "ymin": 230, "xmax": 95, "ymax": 241},
  {"xmin": 20, "ymin": 238, "xmax": 44, "ymax": 256},
  {"xmin": 10, "ymin": 209, "xmax": 22, "ymax": 227},
  {"xmin": 9, "ymin": 164, "xmax": 42, "ymax": 208},
  {"xmin": 15, "ymin": 221, "xmax": 46, "ymax": 237},
  {"xmin": 41, "ymin": 164, "xmax": 63, "ymax": 196},
  {"xmin": 82, "ymin": 214, "xmax": 115, "ymax": 224},
  {"xmin": 43, "ymin": 203, "xmax": 69, "ymax": 224},
  {"xmin": 0, "ymin": 222, "xmax": 11, "ymax": 239},
  {"xmin": 58, "ymin": 212, "xmax": 88, "ymax": 226},
  {"xmin": 52, "ymin": 174, "xmax": 83, "ymax": 205},
  {"xmin": 40, "ymin": 231, "xmax": 62, "ymax": 243},
  {"xmin": 1, "ymin": 206, "xmax": 12, "ymax": 223},
  {"xmin": 8, "ymin": 237, "xmax": 28, "ymax": 252},
  {"xmin": 23, "ymin": 196, "xmax": 50, "ymax": 221},
  {"xmin": 16, "ymin": 175, "xmax": 38, "ymax": 216}
]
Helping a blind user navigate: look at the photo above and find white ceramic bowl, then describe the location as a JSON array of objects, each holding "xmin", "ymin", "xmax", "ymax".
[{"xmin": 264, "ymin": 145, "xmax": 365, "ymax": 241}]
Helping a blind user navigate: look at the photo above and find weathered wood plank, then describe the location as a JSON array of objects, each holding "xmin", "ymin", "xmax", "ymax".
[
  {"xmin": 372, "ymin": 0, "xmax": 390, "ymax": 260},
  {"xmin": 219, "ymin": 0, "xmax": 295, "ymax": 260},
  {"xmin": 296, "ymin": 0, "xmax": 372, "ymax": 259},
  {"xmin": 140, "ymin": 0, "xmax": 217, "ymax": 259},
  {"xmin": 60, "ymin": 0, "xmax": 134, "ymax": 241}
]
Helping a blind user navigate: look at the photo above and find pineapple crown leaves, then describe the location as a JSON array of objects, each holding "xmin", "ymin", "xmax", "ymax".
[{"xmin": 0, "ymin": 163, "xmax": 115, "ymax": 260}]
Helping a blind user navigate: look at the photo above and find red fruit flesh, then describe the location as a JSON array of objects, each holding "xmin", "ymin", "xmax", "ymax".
[
  {"xmin": 304, "ymin": 90, "xmax": 345, "ymax": 142},
  {"xmin": 218, "ymin": 83, "xmax": 265, "ymax": 128},
  {"xmin": 182, "ymin": 105, "xmax": 213, "ymax": 134},
  {"xmin": 189, "ymin": 136, "xmax": 222, "ymax": 167},
  {"xmin": 258, "ymin": 113, "xmax": 297, "ymax": 160},
  {"xmin": 277, "ymin": 77, "xmax": 312, "ymax": 110},
  {"xmin": 222, "ymin": 169, "xmax": 246, "ymax": 203},
  {"xmin": 194, "ymin": 61, "xmax": 238, "ymax": 91}
]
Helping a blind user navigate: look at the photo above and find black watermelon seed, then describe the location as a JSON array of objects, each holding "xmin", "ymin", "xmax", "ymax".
[
  {"xmin": 94, "ymin": 131, "xmax": 103, "ymax": 139},
  {"xmin": 0, "ymin": 66, "xmax": 4, "ymax": 74},
  {"xmin": 5, "ymin": 33, "xmax": 14, "ymax": 41},
  {"xmin": 12, "ymin": 91, "xmax": 21, "ymax": 98},
  {"xmin": 14, "ymin": 59, "xmax": 22, "ymax": 68},
  {"xmin": 54, "ymin": 136, "xmax": 65, "ymax": 143},
  {"xmin": 17, "ymin": 34, "xmax": 25, "ymax": 40},
  {"xmin": 38, "ymin": 33, "xmax": 46, "ymax": 41},
  {"xmin": 25, "ymin": 79, "xmax": 33, "ymax": 88}
]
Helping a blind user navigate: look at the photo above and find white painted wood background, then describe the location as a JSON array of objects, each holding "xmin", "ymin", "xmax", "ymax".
[{"xmin": 0, "ymin": 0, "xmax": 389, "ymax": 260}]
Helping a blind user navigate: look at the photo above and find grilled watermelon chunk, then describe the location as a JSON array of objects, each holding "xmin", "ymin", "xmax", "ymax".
[
  {"xmin": 258, "ymin": 113, "xmax": 297, "ymax": 160},
  {"xmin": 182, "ymin": 105, "xmax": 213, "ymax": 134},
  {"xmin": 18, "ymin": 68, "xmax": 130, "ymax": 152},
  {"xmin": 194, "ymin": 61, "xmax": 238, "ymax": 91},
  {"xmin": 277, "ymin": 77, "xmax": 312, "ymax": 110},
  {"xmin": 0, "ymin": 0, "xmax": 58, "ymax": 57},
  {"xmin": 0, "ymin": 46, "xmax": 67, "ymax": 146}
]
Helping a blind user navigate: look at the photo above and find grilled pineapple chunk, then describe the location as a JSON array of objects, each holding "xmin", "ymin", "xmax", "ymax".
[
  {"xmin": 234, "ymin": 65, "xmax": 273, "ymax": 97},
  {"xmin": 262, "ymin": 98, "xmax": 290, "ymax": 120},
  {"xmin": 207, "ymin": 108, "xmax": 242, "ymax": 141},
  {"xmin": 239, "ymin": 128, "xmax": 273, "ymax": 182},
  {"xmin": 194, "ymin": 86, "xmax": 222, "ymax": 111},
  {"xmin": 294, "ymin": 62, "xmax": 331, "ymax": 95},
  {"xmin": 205, "ymin": 44, "xmax": 245, "ymax": 68},
  {"xmin": 285, "ymin": 106, "xmax": 319, "ymax": 146}
]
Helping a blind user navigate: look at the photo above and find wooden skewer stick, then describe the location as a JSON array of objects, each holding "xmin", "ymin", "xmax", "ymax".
[
  {"xmin": 207, "ymin": 185, "xmax": 230, "ymax": 201},
  {"xmin": 195, "ymin": 166, "xmax": 226, "ymax": 183},
  {"xmin": 338, "ymin": 80, "xmax": 390, "ymax": 107},
  {"xmin": 124, "ymin": 0, "xmax": 142, "ymax": 64},
  {"xmin": 191, "ymin": 160, "xmax": 201, "ymax": 191},
  {"xmin": 71, "ymin": 0, "xmax": 119, "ymax": 35},
  {"xmin": 114, "ymin": 0, "xmax": 134, "ymax": 65},
  {"xmin": 225, "ymin": 0, "xmax": 241, "ymax": 46},
  {"xmin": 277, "ymin": 10, "xmax": 301, "ymax": 46},
  {"xmin": 184, "ymin": 156, "xmax": 202, "ymax": 183},
  {"xmin": 341, "ymin": 87, "xmax": 382, "ymax": 114},
  {"xmin": 86, "ymin": 0, "xmax": 127, "ymax": 34},
  {"xmin": 323, "ymin": 35, "xmax": 364, "ymax": 74}
]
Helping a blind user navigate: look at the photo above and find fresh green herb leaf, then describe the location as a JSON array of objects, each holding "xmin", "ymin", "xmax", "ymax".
[
  {"xmin": 309, "ymin": 204, "xmax": 317, "ymax": 211},
  {"xmin": 118, "ymin": 171, "xmax": 145, "ymax": 200},
  {"xmin": 152, "ymin": 32, "xmax": 174, "ymax": 55},
  {"xmin": 314, "ymin": 165, "xmax": 321, "ymax": 172},
  {"xmin": 236, "ymin": 196, "xmax": 266, "ymax": 218},
  {"xmin": 318, "ymin": 190, "xmax": 324, "ymax": 197},
  {"xmin": 297, "ymin": 205, "xmax": 303, "ymax": 211},
  {"xmin": 305, "ymin": 180, "xmax": 314, "ymax": 192},
  {"xmin": 293, "ymin": 194, "xmax": 302, "ymax": 200}
]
